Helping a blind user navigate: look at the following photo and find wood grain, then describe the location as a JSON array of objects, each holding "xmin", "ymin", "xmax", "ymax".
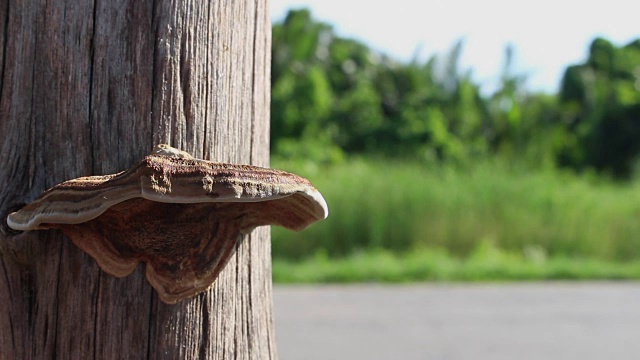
[{"xmin": 0, "ymin": 0, "xmax": 275, "ymax": 358}]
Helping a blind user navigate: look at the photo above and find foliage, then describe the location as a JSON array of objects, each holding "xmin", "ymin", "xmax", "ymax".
[
  {"xmin": 273, "ymin": 9, "xmax": 640, "ymax": 178},
  {"xmin": 273, "ymin": 247, "xmax": 640, "ymax": 283},
  {"xmin": 558, "ymin": 38, "xmax": 640, "ymax": 178},
  {"xmin": 272, "ymin": 9, "xmax": 563, "ymax": 167},
  {"xmin": 270, "ymin": 10, "xmax": 640, "ymax": 282},
  {"xmin": 272, "ymin": 158, "xmax": 640, "ymax": 262}
]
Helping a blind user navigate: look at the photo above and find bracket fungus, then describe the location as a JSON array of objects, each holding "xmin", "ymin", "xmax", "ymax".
[{"xmin": 6, "ymin": 144, "xmax": 328, "ymax": 304}]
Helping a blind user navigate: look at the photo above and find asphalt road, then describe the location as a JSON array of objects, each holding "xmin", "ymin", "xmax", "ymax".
[{"xmin": 274, "ymin": 283, "xmax": 640, "ymax": 360}]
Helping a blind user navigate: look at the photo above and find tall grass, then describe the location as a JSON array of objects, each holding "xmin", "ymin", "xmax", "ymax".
[{"xmin": 272, "ymin": 158, "xmax": 640, "ymax": 263}]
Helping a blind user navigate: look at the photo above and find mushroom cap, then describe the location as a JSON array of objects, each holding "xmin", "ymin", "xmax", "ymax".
[
  {"xmin": 6, "ymin": 145, "xmax": 328, "ymax": 303},
  {"xmin": 7, "ymin": 152, "xmax": 328, "ymax": 231}
]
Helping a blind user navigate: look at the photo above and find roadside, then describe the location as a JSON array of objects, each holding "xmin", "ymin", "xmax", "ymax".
[{"xmin": 274, "ymin": 283, "xmax": 640, "ymax": 360}]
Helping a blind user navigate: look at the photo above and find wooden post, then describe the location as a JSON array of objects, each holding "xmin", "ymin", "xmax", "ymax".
[{"xmin": 0, "ymin": 0, "xmax": 276, "ymax": 358}]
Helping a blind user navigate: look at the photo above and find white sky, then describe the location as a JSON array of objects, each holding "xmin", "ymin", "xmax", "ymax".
[{"xmin": 270, "ymin": 0, "xmax": 640, "ymax": 94}]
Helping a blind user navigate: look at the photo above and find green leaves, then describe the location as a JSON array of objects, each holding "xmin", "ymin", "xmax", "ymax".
[
  {"xmin": 272, "ymin": 9, "xmax": 640, "ymax": 179},
  {"xmin": 271, "ymin": 9, "xmax": 554, "ymax": 165},
  {"xmin": 558, "ymin": 37, "xmax": 640, "ymax": 178}
]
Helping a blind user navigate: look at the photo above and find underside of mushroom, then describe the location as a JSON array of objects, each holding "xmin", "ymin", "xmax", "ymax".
[{"xmin": 7, "ymin": 145, "xmax": 328, "ymax": 304}]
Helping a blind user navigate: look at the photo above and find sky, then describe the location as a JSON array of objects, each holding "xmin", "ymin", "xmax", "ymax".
[{"xmin": 270, "ymin": 0, "xmax": 640, "ymax": 94}]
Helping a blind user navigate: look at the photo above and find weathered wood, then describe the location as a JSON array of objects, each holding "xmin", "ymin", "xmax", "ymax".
[{"xmin": 0, "ymin": 0, "xmax": 275, "ymax": 358}]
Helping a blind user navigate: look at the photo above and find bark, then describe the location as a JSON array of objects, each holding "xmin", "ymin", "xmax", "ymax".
[{"xmin": 0, "ymin": 0, "xmax": 275, "ymax": 358}]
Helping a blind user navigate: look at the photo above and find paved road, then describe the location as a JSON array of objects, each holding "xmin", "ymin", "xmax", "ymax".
[{"xmin": 274, "ymin": 283, "xmax": 640, "ymax": 360}]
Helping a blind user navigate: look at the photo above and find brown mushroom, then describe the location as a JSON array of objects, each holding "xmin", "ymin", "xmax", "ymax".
[{"xmin": 7, "ymin": 145, "xmax": 328, "ymax": 304}]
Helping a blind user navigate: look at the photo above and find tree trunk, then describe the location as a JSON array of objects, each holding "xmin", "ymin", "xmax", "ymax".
[{"xmin": 0, "ymin": 0, "xmax": 275, "ymax": 358}]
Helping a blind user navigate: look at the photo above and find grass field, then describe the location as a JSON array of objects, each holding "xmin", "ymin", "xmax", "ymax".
[{"xmin": 271, "ymin": 158, "xmax": 640, "ymax": 282}]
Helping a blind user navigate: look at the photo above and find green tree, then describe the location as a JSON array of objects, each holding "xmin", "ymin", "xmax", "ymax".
[
  {"xmin": 272, "ymin": 9, "xmax": 640, "ymax": 177},
  {"xmin": 558, "ymin": 38, "xmax": 640, "ymax": 178}
]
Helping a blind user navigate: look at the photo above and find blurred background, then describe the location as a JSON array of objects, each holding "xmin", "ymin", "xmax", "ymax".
[
  {"xmin": 267, "ymin": 1, "xmax": 640, "ymax": 359},
  {"xmin": 268, "ymin": 1, "xmax": 640, "ymax": 281}
]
